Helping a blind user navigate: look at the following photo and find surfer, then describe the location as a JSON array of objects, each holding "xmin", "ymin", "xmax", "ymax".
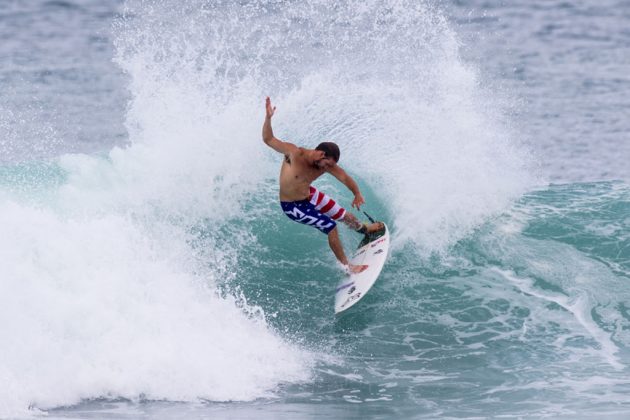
[{"xmin": 263, "ymin": 97, "xmax": 384, "ymax": 274}]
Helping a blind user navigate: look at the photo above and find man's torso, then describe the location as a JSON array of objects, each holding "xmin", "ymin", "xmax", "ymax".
[{"xmin": 279, "ymin": 148, "xmax": 325, "ymax": 201}]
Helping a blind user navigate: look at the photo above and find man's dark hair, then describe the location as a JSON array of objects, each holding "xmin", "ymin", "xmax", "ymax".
[{"xmin": 315, "ymin": 142, "xmax": 340, "ymax": 162}]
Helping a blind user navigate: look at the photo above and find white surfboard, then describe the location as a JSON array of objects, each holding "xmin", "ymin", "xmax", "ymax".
[{"xmin": 334, "ymin": 223, "xmax": 390, "ymax": 314}]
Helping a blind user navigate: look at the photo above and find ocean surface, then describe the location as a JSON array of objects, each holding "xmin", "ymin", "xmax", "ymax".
[{"xmin": 1, "ymin": 0, "xmax": 629, "ymax": 418}]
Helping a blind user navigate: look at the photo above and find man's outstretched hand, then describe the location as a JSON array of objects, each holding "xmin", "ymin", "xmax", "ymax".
[
  {"xmin": 265, "ymin": 97, "xmax": 276, "ymax": 119},
  {"xmin": 352, "ymin": 193, "xmax": 365, "ymax": 209}
]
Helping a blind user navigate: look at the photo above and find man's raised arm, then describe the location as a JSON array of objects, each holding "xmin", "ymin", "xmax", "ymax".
[{"xmin": 262, "ymin": 97, "xmax": 298, "ymax": 155}]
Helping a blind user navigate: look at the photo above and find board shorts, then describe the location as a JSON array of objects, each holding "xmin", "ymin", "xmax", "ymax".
[{"xmin": 280, "ymin": 186, "xmax": 347, "ymax": 235}]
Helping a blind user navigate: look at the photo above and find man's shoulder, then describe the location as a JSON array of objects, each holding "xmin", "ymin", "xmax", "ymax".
[{"xmin": 293, "ymin": 146, "xmax": 308, "ymax": 156}]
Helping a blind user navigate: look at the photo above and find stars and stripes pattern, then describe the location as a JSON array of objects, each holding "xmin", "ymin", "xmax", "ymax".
[{"xmin": 309, "ymin": 186, "xmax": 346, "ymax": 221}]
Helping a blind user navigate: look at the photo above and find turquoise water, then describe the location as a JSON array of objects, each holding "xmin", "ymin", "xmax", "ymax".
[
  {"xmin": 235, "ymin": 181, "xmax": 630, "ymax": 417},
  {"xmin": 1, "ymin": 1, "xmax": 630, "ymax": 419}
]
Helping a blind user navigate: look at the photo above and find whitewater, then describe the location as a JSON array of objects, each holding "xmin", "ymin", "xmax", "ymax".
[{"xmin": 1, "ymin": 0, "xmax": 629, "ymax": 418}]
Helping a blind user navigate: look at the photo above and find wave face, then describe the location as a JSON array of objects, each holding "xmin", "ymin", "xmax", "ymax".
[
  {"xmin": 1, "ymin": 0, "xmax": 629, "ymax": 419},
  {"xmin": 256, "ymin": 181, "xmax": 630, "ymax": 418}
]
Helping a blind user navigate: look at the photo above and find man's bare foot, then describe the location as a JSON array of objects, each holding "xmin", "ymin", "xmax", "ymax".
[
  {"xmin": 349, "ymin": 264, "xmax": 368, "ymax": 274},
  {"xmin": 365, "ymin": 221, "xmax": 385, "ymax": 234}
]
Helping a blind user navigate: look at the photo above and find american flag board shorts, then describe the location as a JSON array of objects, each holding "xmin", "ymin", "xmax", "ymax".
[{"xmin": 280, "ymin": 186, "xmax": 347, "ymax": 235}]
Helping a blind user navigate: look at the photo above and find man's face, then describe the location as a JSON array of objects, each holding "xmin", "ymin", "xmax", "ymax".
[{"xmin": 315, "ymin": 153, "xmax": 337, "ymax": 170}]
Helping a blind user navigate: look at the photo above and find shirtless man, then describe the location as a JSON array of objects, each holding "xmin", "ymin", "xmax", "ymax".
[{"xmin": 262, "ymin": 97, "xmax": 383, "ymax": 274}]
